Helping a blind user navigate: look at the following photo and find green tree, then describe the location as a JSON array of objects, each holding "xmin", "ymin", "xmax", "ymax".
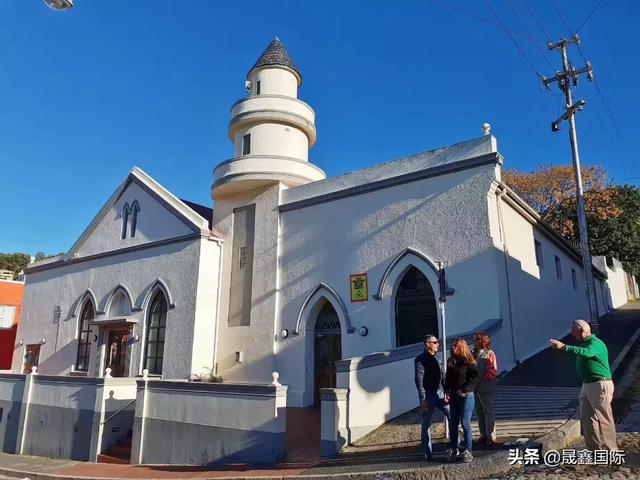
[{"xmin": 0, "ymin": 253, "xmax": 31, "ymax": 278}]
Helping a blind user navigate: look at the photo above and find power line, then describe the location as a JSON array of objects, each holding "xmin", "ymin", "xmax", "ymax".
[
  {"xmin": 522, "ymin": 0, "xmax": 553, "ymax": 44},
  {"xmin": 431, "ymin": 0, "xmax": 527, "ymax": 37},
  {"xmin": 576, "ymin": 0, "xmax": 606, "ymax": 34},
  {"xmin": 548, "ymin": 0, "xmax": 574, "ymax": 36},
  {"xmin": 505, "ymin": 0, "xmax": 555, "ymax": 70},
  {"xmin": 546, "ymin": 0, "xmax": 640, "ymax": 176},
  {"xmin": 484, "ymin": 0, "xmax": 540, "ymax": 75}
]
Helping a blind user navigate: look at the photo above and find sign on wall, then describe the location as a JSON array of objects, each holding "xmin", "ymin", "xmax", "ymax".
[{"xmin": 350, "ymin": 273, "xmax": 368, "ymax": 302}]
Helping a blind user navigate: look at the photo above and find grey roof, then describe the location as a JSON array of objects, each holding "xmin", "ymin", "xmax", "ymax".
[
  {"xmin": 249, "ymin": 37, "xmax": 301, "ymax": 81},
  {"xmin": 180, "ymin": 199, "xmax": 213, "ymax": 230}
]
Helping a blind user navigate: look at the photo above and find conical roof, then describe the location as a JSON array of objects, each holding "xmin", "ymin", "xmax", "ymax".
[{"xmin": 248, "ymin": 37, "xmax": 301, "ymax": 84}]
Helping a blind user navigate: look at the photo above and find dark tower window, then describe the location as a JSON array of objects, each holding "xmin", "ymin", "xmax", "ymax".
[
  {"xmin": 395, "ymin": 267, "xmax": 438, "ymax": 347},
  {"xmin": 242, "ymin": 134, "xmax": 251, "ymax": 155},
  {"xmin": 256, "ymin": 81, "xmax": 261, "ymax": 95}
]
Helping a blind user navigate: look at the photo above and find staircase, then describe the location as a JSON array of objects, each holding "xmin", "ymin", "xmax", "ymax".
[
  {"xmin": 480, "ymin": 385, "xmax": 580, "ymax": 438},
  {"xmin": 342, "ymin": 384, "xmax": 581, "ymax": 456},
  {"xmin": 97, "ymin": 430, "xmax": 132, "ymax": 464}
]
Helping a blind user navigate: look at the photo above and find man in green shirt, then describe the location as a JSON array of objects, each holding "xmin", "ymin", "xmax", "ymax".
[{"xmin": 550, "ymin": 319, "xmax": 618, "ymax": 451}]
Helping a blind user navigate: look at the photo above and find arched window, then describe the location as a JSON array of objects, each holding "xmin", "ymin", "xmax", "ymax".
[
  {"xmin": 130, "ymin": 201, "xmax": 140, "ymax": 238},
  {"xmin": 76, "ymin": 301, "xmax": 94, "ymax": 372},
  {"xmin": 121, "ymin": 203, "xmax": 130, "ymax": 240},
  {"xmin": 144, "ymin": 291, "xmax": 167, "ymax": 375},
  {"xmin": 395, "ymin": 266, "xmax": 438, "ymax": 347}
]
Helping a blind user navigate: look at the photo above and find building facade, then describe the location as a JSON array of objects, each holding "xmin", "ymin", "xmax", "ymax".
[{"xmin": 12, "ymin": 38, "xmax": 626, "ymax": 413}]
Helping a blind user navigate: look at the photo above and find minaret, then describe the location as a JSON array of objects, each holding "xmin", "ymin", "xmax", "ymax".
[{"xmin": 212, "ymin": 37, "xmax": 325, "ymax": 200}]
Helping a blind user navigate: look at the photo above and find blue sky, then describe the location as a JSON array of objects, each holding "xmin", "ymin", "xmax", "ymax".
[{"xmin": 1, "ymin": 1, "xmax": 638, "ymax": 254}]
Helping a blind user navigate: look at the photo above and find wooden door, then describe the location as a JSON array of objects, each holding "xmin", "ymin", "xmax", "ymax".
[
  {"xmin": 314, "ymin": 333, "xmax": 342, "ymax": 405},
  {"xmin": 106, "ymin": 329, "xmax": 129, "ymax": 377}
]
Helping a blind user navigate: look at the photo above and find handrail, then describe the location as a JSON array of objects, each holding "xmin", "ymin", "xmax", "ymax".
[{"xmin": 101, "ymin": 398, "xmax": 136, "ymax": 425}]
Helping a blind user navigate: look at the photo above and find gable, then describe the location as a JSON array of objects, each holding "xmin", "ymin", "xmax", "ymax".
[
  {"xmin": 74, "ymin": 179, "xmax": 198, "ymax": 258},
  {"xmin": 52, "ymin": 167, "xmax": 214, "ymax": 262}
]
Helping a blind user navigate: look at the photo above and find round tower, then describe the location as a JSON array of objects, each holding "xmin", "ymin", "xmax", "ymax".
[{"xmin": 212, "ymin": 37, "xmax": 326, "ymax": 200}]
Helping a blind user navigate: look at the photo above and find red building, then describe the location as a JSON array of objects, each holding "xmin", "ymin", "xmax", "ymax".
[{"xmin": 0, "ymin": 277, "xmax": 24, "ymax": 370}]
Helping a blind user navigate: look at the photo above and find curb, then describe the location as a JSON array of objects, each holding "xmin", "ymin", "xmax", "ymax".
[{"xmin": 0, "ymin": 452, "xmax": 519, "ymax": 480}]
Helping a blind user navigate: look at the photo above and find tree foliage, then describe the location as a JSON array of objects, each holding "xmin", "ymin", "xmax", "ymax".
[
  {"xmin": 504, "ymin": 165, "xmax": 640, "ymax": 275},
  {"xmin": 0, "ymin": 253, "xmax": 31, "ymax": 277}
]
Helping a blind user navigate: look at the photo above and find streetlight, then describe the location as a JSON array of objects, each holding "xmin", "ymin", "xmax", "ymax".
[{"xmin": 43, "ymin": 0, "xmax": 73, "ymax": 10}]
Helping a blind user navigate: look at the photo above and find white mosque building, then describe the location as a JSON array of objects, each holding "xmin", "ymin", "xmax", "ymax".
[{"xmin": 11, "ymin": 38, "xmax": 619, "ymax": 414}]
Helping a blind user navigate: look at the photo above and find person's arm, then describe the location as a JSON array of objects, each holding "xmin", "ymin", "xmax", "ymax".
[
  {"xmin": 415, "ymin": 358, "xmax": 426, "ymax": 404},
  {"xmin": 461, "ymin": 364, "xmax": 480, "ymax": 394},
  {"xmin": 444, "ymin": 365, "xmax": 452, "ymax": 395},
  {"xmin": 563, "ymin": 339, "xmax": 602, "ymax": 359},
  {"xmin": 482, "ymin": 351, "xmax": 497, "ymax": 381}
]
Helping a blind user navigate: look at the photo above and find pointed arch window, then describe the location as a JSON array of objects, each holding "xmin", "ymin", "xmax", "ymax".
[
  {"xmin": 130, "ymin": 201, "xmax": 140, "ymax": 238},
  {"xmin": 395, "ymin": 266, "xmax": 438, "ymax": 347},
  {"xmin": 121, "ymin": 203, "xmax": 130, "ymax": 240},
  {"xmin": 314, "ymin": 301, "xmax": 341, "ymax": 334},
  {"xmin": 144, "ymin": 291, "xmax": 167, "ymax": 375},
  {"xmin": 76, "ymin": 301, "xmax": 94, "ymax": 372}
]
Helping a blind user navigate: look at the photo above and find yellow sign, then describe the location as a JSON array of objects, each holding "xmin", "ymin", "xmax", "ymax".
[{"xmin": 350, "ymin": 273, "xmax": 368, "ymax": 303}]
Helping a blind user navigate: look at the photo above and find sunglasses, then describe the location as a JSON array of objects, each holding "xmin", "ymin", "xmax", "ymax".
[{"xmin": 427, "ymin": 340, "xmax": 439, "ymax": 344}]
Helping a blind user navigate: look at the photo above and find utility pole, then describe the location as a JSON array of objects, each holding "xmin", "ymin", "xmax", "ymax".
[{"xmin": 541, "ymin": 34, "xmax": 599, "ymax": 332}]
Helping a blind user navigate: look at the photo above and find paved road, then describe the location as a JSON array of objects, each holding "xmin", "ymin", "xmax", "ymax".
[{"xmin": 501, "ymin": 303, "xmax": 640, "ymax": 387}]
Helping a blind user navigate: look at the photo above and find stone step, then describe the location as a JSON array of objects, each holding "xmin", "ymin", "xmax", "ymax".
[{"xmin": 96, "ymin": 453, "xmax": 129, "ymax": 464}]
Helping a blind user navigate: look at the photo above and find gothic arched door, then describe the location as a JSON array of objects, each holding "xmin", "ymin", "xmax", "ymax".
[
  {"xmin": 314, "ymin": 301, "xmax": 342, "ymax": 405},
  {"xmin": 395, "ymin": 266, "xmax": 438, "ymax": 347}
]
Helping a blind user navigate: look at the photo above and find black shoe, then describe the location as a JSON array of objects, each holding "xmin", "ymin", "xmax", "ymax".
[{"xmin": 424, "ymin": 453, "xmax": 434, "ymax": 461}]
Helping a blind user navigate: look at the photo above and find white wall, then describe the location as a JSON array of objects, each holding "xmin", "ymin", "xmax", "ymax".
[
  {"xmin": 234, "ymin": 124, "xmax": 309, "ymax": 161},
  {"xmin": 213, "ymin": 184, "xmax": 282, "ymax": 383},
  {"xmin": 595, "ymin": 256, "xmax": 629, "ymax": 309},
  {"xmin": 248, "ymin": 67, "xmax": 299, "ymax": 97},
  {"xmin": 13, "ymin": 239, "xmax": 209, "ymax": 380},
  {"xmin": 497, "ymin": 196, "xmax": 602, "ymax": 361},
  {"xmin": 335, "ymin": 348, "xmax": 429, "ymax": 442},
  {"xmin": 190, "ymin": 239, "xmax": 222, "ymax": 377},
  {"xmin": 77, "ymin": 181, "xmax": 194, "ymax": 258},
  {"xmin": 276, "ymin": 161, "xmax": 505, "ymax": 406}
]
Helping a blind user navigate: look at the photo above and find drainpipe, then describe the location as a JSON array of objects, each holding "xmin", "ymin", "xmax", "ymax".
[{"xmin": 496, "ymin": 186, "xmax": 518, "ymax": 364}]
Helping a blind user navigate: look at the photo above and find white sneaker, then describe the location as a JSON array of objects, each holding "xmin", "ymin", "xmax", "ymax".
[{"xmin": 457, "ymin": 450, "xmax": 473, "ymax": 463}]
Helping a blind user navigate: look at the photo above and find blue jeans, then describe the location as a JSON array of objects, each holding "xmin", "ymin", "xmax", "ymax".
[
  {"xmin": 449, "ymin": 393, "xmax": 475, "ymax": 452},
  {"xmin": 421, "ymin": 390, "xmax": 450, "ymax": 456}
]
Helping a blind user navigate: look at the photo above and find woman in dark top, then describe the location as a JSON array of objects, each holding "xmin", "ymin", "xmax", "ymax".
[{"xmin": 444, "ymin": 338, "xmax": 480, "ymax": 463}]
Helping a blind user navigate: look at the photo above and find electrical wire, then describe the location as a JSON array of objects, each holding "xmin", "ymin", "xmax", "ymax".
[
  {"xmin": 505, "ymin": 0, "xmax": 555, "ymax": 71},
  {"xmin": 432, "ymin": 0, "xmax": 527, "ymax": 37},
  {"xmin": 547, "ymin": 0, "xmax": 640, "ymax": 176},
  {"xmin": 576, "ymin": 0, "xmax": 606, "ymax": 34},
  {"xmin": 522, "ymin": 0, "xmax": 554, "ymax": 44}
]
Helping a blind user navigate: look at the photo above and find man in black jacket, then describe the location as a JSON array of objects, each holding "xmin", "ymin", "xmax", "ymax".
[{"xmin": 415, "ymin": 334, "xmax": 450, "ymax": 461}]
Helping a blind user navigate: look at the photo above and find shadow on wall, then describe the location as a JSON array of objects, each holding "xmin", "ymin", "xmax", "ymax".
[
  {"xmin": 329, "ymin": 243, "xmax": 605, "ymax": 438},
  {"xmin": 35, "ymin": 341, "xmax": 79, "ymax": 376}
]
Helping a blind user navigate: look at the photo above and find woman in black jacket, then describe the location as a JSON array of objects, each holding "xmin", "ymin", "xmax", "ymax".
[{"xmin": 444, "ymin": 338, "xmax": 480, "ymax": 463}]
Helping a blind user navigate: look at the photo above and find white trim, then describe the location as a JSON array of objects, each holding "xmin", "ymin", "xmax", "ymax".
[
  {"xmin": 139, "ymin": 287, "xmax": 169, "ymax": 376},
  {"xmin": 385, "ymin": 258, "xmax": 441, "ymax": 348},
  {"xmin": 137, "ymin": 278, "xmax": 176, "ymax": 311},
  {"xmin": 71, "ymin": 289, "xmax": 99, "ymax": 318},
  {"xmin": 64, "ymin": 167, "xmax": 210, "ymax": 260},
  {"xmin": 102, "ymin": 284, "xmax": 135, "ymax": 316},
  {"xmin": 293, "ymin": 283, "xmax": 354, "ymax": 334}
]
